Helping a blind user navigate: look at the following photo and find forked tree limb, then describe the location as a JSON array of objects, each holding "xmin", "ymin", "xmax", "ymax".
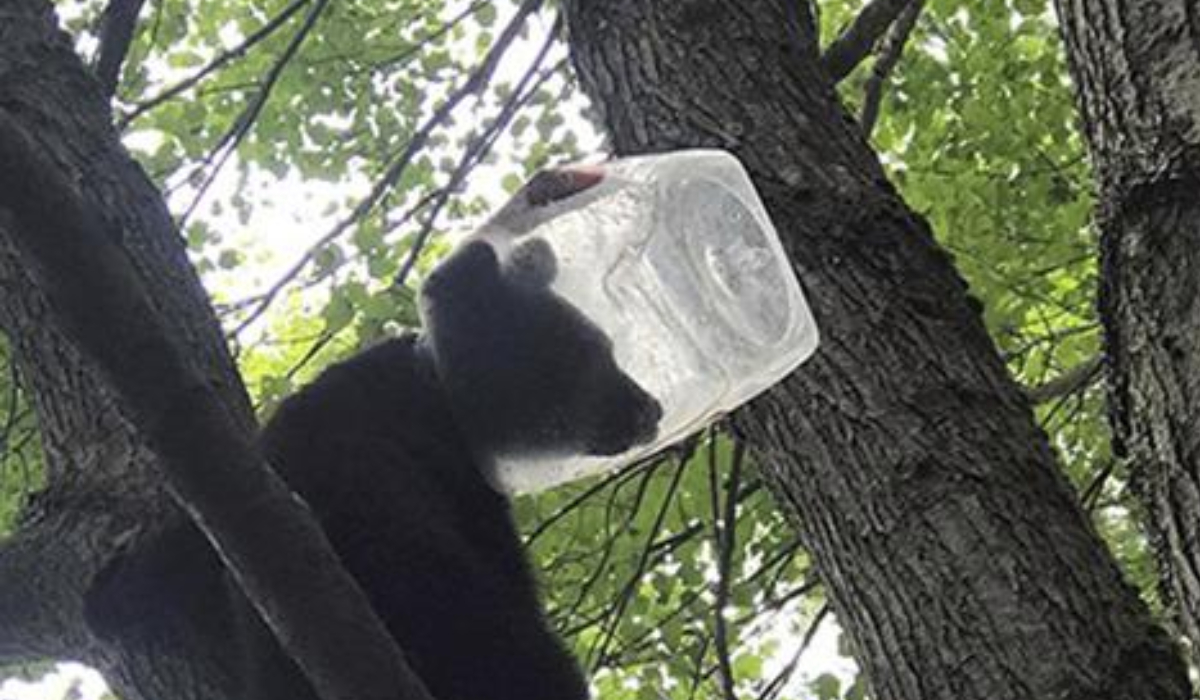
[{"xmin": 0, "ymin": 109, "xmax": 434, "ymax": 700}]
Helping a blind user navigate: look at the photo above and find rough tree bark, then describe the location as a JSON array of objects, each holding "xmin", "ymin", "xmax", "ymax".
[
  {"xmin": 562, "ymin": 1, "xmax": 1189, "ymax": 698},
  {"xmin": 1054, "ymin": 0, "xmax": 1200, "ymax": 669},
  {"xmin": 0, "ymin": 3, "xmax": 251, "ymax": 694},
  {"xmin": 0, "ymin": 4, "xmax": 434, "ymax": 700},
  {"xmin": 0, "ymin": 109, "xmax": 432, "ymax": 700}
]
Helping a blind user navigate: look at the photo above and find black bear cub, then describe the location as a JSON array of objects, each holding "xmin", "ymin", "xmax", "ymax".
[
  {"xmin": 85, "ymin": 167, "xmax": 663, "ymax": 700},
  {"xmin": 246, "ymin": 334, "xmax": 595, "ymax": 700}
]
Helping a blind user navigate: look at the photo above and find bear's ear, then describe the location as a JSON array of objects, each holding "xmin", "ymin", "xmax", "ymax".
[{"xmin": 506, "ymin": 238, "xmax": 557, "ymax": 289}]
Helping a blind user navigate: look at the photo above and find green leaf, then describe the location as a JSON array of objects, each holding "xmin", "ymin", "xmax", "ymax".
[
  {"xmin": 812, "ymin": 673, "xmax": 842, "ymax": 700},
  {"xmin": 217, "ymin": 249, "xmax": 243, "ymax": 270},
  {"xmin": 476, "ymin": 4, "xmax": 497, "ymax": 27},
  {"xmin": 322, "ymin": 292, "xmax": 356, "ymax": 334}
]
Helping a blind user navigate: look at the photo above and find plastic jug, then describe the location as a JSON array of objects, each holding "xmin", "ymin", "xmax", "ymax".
[{"xmin": 420, "ymin": 149, "xmax": 819, "ymax": 494}]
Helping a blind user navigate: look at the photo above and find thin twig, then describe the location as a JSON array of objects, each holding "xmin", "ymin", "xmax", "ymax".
[
  {"xmin": 708, "ymin": 431, "xmax": 745, "ymax": 700},
  {"xmin": 310, "ymin": 1, "xmax": 491, "ymax": 81},
  {"xmin": 1024, "ymin": 354, "xmax": 1102, "ymax": 405},
  {"xmin": 232, "ymin": 47, "xmax": 562, "ymax": 341},
  {"xmin": 120, "ymin": 0, "xmax": 310, "ymax": 127},
  {"xmin": 686, "ymin": 634, "xmax": 713, "ymax": 700},
  {"xmin": 599, "ymin": 494, "xmax": 794, "ymax": 661},
  {"xmin": 734, "ymin": 581, "xmax": 820, "ymax": 631},
  {"xmin": 1002, "ymin": 322, "xmax": 1099, "ymax": 362},
  {"xmin": 555, "ymin": 466, "xmax": 658, "ymax": 637},
  {"xmin": 176, "ymin": 0, "xmax": 333, "ymax": 228},
  {"xmin": 756, "ymin": 604, "xmax": 831, "ymax": 700},
  {"xmin": 1038, "ymin": 367, "xmax": 1091, "ymax": 430},
  {"xmin": 859, "ymin": 0, "xmax": 924, "ymax": 136},
  {"xmin": 1082, "ymin": 460, "xmax": 1118, "ymax": 513},
  {"xmin": 230, "ymin": 0, "xmax": 547, "ymax": 335},
  {"xmin": 120, "ymin": 0, "xmax": 493, "ymax": 128},
  {"xmin": 588, "ymin": 458, "xmax": 688, "ymax": 671},
  {"xmin": 526, "ymin": 455, "xmax": 665, "ymax": 547},
  {"xmin": 390, "ymin": 29, "xmax": 564, "ymax": 289}
]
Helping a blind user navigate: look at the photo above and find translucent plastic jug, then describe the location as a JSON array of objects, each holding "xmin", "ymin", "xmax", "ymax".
[{"xmin": 420, "ymin": 149, "xmax": 819, "ymax": 494}]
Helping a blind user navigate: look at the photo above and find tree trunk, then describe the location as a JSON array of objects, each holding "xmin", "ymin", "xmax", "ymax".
[
  {"xmin": 0, "ymin": 2, "xmax": 256, "ymax": 697},
  {"xmin": 1054, "ymin": 0, "xmax": 1200, "ymax": 669},
  {"xmin": 1, "ymin": 1, "xmax": 440, "ymax": 697},
  {"xmin": 562, "ymin": 1, "xmax": 1188, "ymax": 698}
]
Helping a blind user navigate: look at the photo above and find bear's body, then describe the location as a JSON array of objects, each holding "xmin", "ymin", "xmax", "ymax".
[
  {"xmin": 88, "ymin": 336, "xmax": 589, "ymax": 700},
  {"xmin": 250, "ymin": 335, "xmax": 590, "ymax": 700}
]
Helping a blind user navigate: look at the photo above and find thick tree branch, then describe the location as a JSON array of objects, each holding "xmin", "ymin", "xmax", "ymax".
[
  {"xmin": 1, "ymin": 4, "xmax": 257, "ymax": 690},
  {"xmin": 0, "ymin": 111, "xmax": 433, "ymax": 700},
  {"xmin": 0, "ymin": 524, "xmax": 91, "ymax": 663},
  {"xmin": 821, "ymin": 0, "xmax": 914, "ymax": 83},
  {"xmin": 93, "ymin": 0, "xmax": 146, "ymax": 98},
  {"xmin": 859, "ymin": 0, "xmax": 923, "ymax": 137}
]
